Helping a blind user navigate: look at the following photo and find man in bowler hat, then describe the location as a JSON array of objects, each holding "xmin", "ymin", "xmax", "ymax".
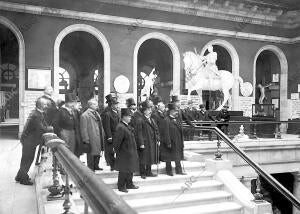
[
  {"xmin": 161, "ymin": 103, "xmax": 186, "ymax": 176},
  {"xmin": 197, "ymin": 104, "xmax": 215, "ymax": 140},
  {"xmin": 102, "ymin": 94, "xmax": 120, "ymax": 171},
  {"xmin": 135, "ymin": 100, "xmax": 160, "ymax": 178},
  {"xmin": 113, "ymin": 108, "xmax": 139, "ymax": 193}
]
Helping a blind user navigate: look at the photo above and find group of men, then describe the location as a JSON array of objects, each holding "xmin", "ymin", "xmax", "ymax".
[{"xmin": 15, "ymin": 86, "xmax": 230, "ymax": 194}]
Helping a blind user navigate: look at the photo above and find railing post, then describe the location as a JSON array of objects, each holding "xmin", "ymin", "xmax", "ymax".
[
  {"xmin": 215, "ymin": 137, "xmax": 223, "ymax": 160},
  {"xmin": 253, "ymin": 174, "xmax": 264, "ymax": 202},
  {"xmin": 276, "ymin": 123, "xmax": 282, "ymax": 139},
  {"xmin": 62, "ymin": 174, "xmax": 74, "ymax": 214},
  {"xmin": 47, "ymin": 153, "xmax": 63, "ymax": 200}
]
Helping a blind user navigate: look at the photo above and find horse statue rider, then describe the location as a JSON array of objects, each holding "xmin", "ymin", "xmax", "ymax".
[{"xmin": 183, "ymin": 45, "xmax": 250, "ymax": 110}]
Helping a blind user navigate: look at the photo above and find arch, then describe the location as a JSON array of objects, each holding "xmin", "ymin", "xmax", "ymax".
[
  {"xmin": 253, "ymin": 45, "xmax": 288, "ymax": 121},
  {"xmin": 133, "ymin": 32, "xmax": 180, "ymax": 99},
  {"xmin": 0, "ymin": 16, "xmax": 25, "ymax": 136},
  {"xmin": 54, "ymin": 24, "xmax": 110, "ymax": 102},
  {"xmin": 200, "ymin": 39, "xmax": 240, "ymax": 110}
]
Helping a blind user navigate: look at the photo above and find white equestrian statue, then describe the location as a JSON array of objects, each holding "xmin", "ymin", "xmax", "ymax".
[
  {"xmin": 140, "ymin": 68, "xmax": 157, "ymax": 100},
  {"xmin": 183, "ymin": 45, "xmax": 246, "ymax": 111}
]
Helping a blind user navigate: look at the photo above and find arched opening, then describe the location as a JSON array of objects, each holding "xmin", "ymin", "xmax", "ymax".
[
  {"xmin": 0, "ymin": 17, "xmax": 25, "ymax": 136},
  {"xmin": 254, "ymin": 45, "xmax": 288, "ymax": 122},
  {"xmin": 137, "ymin": 39, "xmax": 173, "ymax": 102},
  {"xmin": 255, "ymin": 50, "xmax": 281, "ymax": 118},
  {"xmin": 133, "ymin": 32, "xmax": 180, "ymax": 102},
  {"xmin": 59, "ymin": 31, "xmax": 104, "ymax": 108},
  {"xmin": 54, "ymin": 25, "xmax": 110, "ymax": 109}
]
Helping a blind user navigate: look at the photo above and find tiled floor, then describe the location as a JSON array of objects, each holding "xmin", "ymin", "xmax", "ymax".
[{"xmin": 0, "ymin": 130, "xmax": 38, "ymax": 214}]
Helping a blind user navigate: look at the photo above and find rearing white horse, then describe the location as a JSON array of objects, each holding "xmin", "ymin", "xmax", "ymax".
[{"xmin": 183, "ymin": 51, "xmax": 245, "ymax": 111}]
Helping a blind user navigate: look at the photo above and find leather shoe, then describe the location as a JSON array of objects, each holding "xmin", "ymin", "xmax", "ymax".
[
  {"xmin": 176, "ymin": 172, "xmax": 187, "ymax": 175},
  {"xmin": 146, "ymin": 172, "xmax": 157, "ymax": 177},
  {"xmin": 118, "ymin": 188, "xmax": 128, "ymax": 193},
  {"xmin": 94, "ymin": 166, "xmax": 103, "ymax": 171},
  {"xmin": 20, "ymin": 179, "xmax": 33, "ymax": 185},
  {"xmin": 166, "ymin": 172, "xmax": 174, "ymax": 176},
  {"xmin": 127, "ymin": 184, "xmax": 139, "ymax": 189}
]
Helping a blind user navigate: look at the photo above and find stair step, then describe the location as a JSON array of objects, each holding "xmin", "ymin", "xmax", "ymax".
[
  {"xmin": 139, "ymin": 202, "xmax": 243, "ymax": 214},
  {"xmin": 102, "ymin": 171, "xmax": 214, "ymax": 188},
  {"xmin": 95, "ymin": 161, "xmax": 205, "ymax": 179},
  {"xmin": 126, "ymin": 191, "xmax": 233, "ymax": 212},
  {"xmin": 113, "ymin": 180, "xmax": 224, "ymax": 200}
]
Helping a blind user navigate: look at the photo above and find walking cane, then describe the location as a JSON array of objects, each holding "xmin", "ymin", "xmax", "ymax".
[{"xmin": 156, "ymin": 141, "xmax": 159, "ymax": 175}]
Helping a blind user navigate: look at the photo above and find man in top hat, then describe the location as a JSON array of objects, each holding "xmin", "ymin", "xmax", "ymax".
[
  {"xmin": 161, "ymin": 103, "xmax": 186, "ymax": 176},
  {"xmin": 126, "ymin": 98, "xmax": 137, "ymax": 115},
  {"xmin": 101, "ymin": 94, "xmax": 120, "ymax": 171},
  {"xmin": 135, "ymin": 100, "xmax": 160, "ymax": 179},
  {"xmin": 197, "ymin": 104, "xmax": 215, "ymax": 140},
  {"xmin": 216, "ymin": 105, "xmax": 230, "ymax": 135},
  {"xmin": 113, "ymin": 108, "xmax": 139, "ymax": 193}
]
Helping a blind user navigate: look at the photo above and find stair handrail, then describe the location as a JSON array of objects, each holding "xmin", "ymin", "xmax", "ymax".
[
  {"xmin": 183, "ymin": 125, "xmax": 300, "ymax": 210},
  {"xmin": 42, "ymin": 133, "xmax": 137, "ymax": 214}
]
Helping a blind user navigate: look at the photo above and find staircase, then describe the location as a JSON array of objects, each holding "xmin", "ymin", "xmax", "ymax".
[{"xmin": 72, "ymin": 161, "xmax": 245, "ymax": 214}]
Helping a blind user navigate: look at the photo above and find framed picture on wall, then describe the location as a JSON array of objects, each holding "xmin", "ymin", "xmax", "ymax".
[{"xmin": 25, "ymin": 68, "xmax": 53, "ymax": 90}]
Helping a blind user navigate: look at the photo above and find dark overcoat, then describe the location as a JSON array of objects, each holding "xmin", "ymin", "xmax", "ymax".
[
  {"xmin": 197, "ymin": 110, "xmax": 214, "ymax": 121},
  {"xmin": 160, "ymin": 115, "xmax": 184, "ymax": 162},
  {"xmin": 21, "ymin": 109, "xmax": 53, "ymax": 147},
  {"xmin": 80, "ymin": 108, "xmax": 105, "ymax": 155},
  {"xmin": 151, "ymin": 109, "xmax": 165, "ymax": 141},
  {"xmin": 101, "ymin": 107, "xmax": 120, "ymax": 151},
  {"xmin": 113, "ymin": 122, "xmax": 139, "ymax": 172},
  {"xmin": 136, "ymin": 114, "xmax": 160, "ymax": 165}
]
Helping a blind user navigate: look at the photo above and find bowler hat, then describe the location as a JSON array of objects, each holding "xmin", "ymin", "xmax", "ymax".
[
  {"xmin": 167, "ymin": 103, "xmax": 178, "ymax": 111},
  {"xmin": 121, "ymin": 108, "xmax": 133, "ymax": 117},
  {"xmin": 199, "ymin": 104, "xmax": 205, "ymax": 108},
  {"xmin": 126, "ymin": 98, "xmax": 136, "ymax": 107},
  {"xmin": 105, "ymin": 94, "xmax": 119, "ymax": 104},
  {"xmin": 171, "ymin": 95, "xmax": 180, "ymax": 103},
  {"xmin": 141, "ymin": 100, "xmax": 152, "ymax": 112},
  {"xmin": 153, "ymin": 96, "xmax": 163, "ymax": 105}
]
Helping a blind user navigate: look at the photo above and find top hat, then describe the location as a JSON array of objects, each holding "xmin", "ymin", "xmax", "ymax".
[
  {"xmin": 167, "ymin": 103, "xmax": 178, "ymax": 111},
  {"xmin": 152, "ymin": 96, "xmax": 163, "ymax": 105},
  {"xmin": 126, "ymin": 98, "xmax": 136, "ymax": 107},
  {"xmin": 121, "ymin": 108, "xmax": 133, "ymax": 118},
  {"xmin": 199, "ymin": 104, "xmax": 205, "ymax": 109},
  {"xmin": 105, "ymin": 94, "xmax": 119, "ymax": 104},
  {"xmin": 223, "ymin": 105, "xmax": 229, "ymax": 109},
  {"xmin": 171, "ymin": 95, "xmax": 180, "ymax": 103}
]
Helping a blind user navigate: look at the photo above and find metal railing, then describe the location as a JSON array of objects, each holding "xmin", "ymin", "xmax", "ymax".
[
  {"xmin": 183, "ymin": 124, "xmax": 300, "ymax": 210},
  {"xmin": 182, "ymin": 120, "xmax": 300, "ymax": 140},
  {"xmin": 42, "ymin": 133, "xmax": 137, "ymax": 214}
]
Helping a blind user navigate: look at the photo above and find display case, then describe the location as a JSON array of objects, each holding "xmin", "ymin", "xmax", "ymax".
[
  {"xmin": 251, "ymin": 104, "xmax": 276, "ymax": 138},
  {"xmin": 252, "ymin": 104, "xmax": 275, "ymax": 118}
]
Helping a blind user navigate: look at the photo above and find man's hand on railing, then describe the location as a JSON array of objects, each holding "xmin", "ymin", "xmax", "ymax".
[{"xmin": 140, "ymin": 145, "xmax": 145, "ymax": 150}]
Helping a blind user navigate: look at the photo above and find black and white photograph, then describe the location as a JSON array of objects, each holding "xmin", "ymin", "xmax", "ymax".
[{"xmin": 0, "ymin": 0, "xmax": 300, "ymax": 214}]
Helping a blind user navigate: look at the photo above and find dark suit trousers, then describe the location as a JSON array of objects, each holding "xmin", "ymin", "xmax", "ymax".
[
  {"xmin": 118, "ymin": 171, "xmax": 133, "ymax": 189},
  {"xmin": 16, "ymin": 144, "xmax": 37, "ymax": 180},
  {"xmin": 104, "ymin": 141, "xmax": 115, "ymax": 169},
  {"xmin": 87, "ymin": 154, "xmax": 100, "ymax": 171}
]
